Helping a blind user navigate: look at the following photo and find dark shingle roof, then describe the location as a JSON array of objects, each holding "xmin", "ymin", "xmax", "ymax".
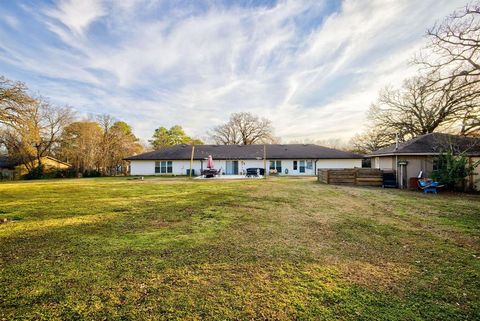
[
  {"xmin": 369, "ymin": 133, "xmax": 480, "ymax": 156},
  {"xmin": 125, "ymin": 144, "xmax": 363, "ymax": 161},
  {"xmin": 0, "ymin": 155, "xmax": 71, "ymax": 168},
  {"xmin": 0, "ymin": 156, "xmax": 19, "ymax": 169}
]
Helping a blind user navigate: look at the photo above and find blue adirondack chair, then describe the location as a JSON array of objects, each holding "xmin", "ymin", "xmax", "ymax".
[{"xmin": 418, "ymin": 179, "xmax": 443, "ymax": 194}]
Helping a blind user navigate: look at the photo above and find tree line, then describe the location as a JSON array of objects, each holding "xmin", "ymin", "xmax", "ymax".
[
  {"xmin": 351, "ymin": 2, "xmax": 480, "ymax": 153},
  {"xmin": 0, "ymin": 77, "xmax": 143, "ymax": 177},
  {"xmin": 0, "ymin": 74, "xmax": 278, "ymax": 179}
]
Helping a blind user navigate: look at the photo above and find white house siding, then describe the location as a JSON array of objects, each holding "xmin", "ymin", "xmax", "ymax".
[
  {"xmin": 130, "ymin": 160, "xmax": 203, "ymax": 176},
  {"xmin": 277, "ymin": 159, "xmax": 313, "ymax": 176},
  {"xmin": 316, "ymin": 159, "xmax": 362, "ymax": 170},
  {"xmin": 130, "ymin": 158, "xmax": 361, "ymax": 176},
  {"xmin": 129, "ymin": 160, "xmax": 154, "ymax": 175},
  {"xmin": 372, "ymin": 156, "xmax": 395, "ymax": 170}
]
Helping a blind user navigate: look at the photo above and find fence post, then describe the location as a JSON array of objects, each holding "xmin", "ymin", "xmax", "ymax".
[
  {"xmin": 326, "ymin": 170, "xmax": 330, "ymax": 184},
  {"xmin": 354, "ymin": 169, "xmax": 357, "ymax": 185}
]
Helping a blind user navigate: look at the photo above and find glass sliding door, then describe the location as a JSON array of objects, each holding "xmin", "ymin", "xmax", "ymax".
[
  {"xmin": 299, "ymin": 160, "xmax": 306, "ymax": 173},
  {"xmin": 226, "ymin": 160, "xmax": 239, "ymax": 175}
]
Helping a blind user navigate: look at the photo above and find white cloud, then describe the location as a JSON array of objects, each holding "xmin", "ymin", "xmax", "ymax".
[
  {"xmin": 0, "ymin": 0, "xmax": 468, "ymax": 143},
  {"xmin": 45, "ymin": 0, "xmax": 105, "ymax": 36}
]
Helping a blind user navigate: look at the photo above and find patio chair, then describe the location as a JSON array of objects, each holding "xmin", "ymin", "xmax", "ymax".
[
  {"xmin": 417, "ymin": 179, "xmax": 444, "ymax": 194},
  {"xmin": 246, "ymin": 168, "xmax": 265, "ymax": 177}
]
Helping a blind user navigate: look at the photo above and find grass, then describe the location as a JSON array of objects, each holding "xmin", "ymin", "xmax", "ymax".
[{"xmin": 0, "ymin": 177, "xmax": 479, "ymax": 320}]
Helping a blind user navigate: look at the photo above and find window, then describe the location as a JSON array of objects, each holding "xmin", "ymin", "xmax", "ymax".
[
  {"xmin": 433, "ymin": 158, "xmax": 444, "ymax": 171},
  {"xmin": 293, "ymin": 161, "xmax": 298, "ymax": 170},
  {"xmin": 155, "ymin": 161, "xmax": 173, "ymax": 174},
  {"xmin": 299, "ymin": 160, "xmax": 305, "ymax": 173},
  {"xmin": 269, "ymin": 160, "xmax": 275, "ymax": 170},
  {"xmin": 306, "ymin": 160, "xmax": 313, "ymax": 170},
  {"xmin": 269, "ymin": 160, "xmax": 282, "ymax": 172}
]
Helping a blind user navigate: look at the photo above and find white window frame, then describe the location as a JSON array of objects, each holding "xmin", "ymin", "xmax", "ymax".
[{"xmin": 155, "ymin": 161, "xmax": 173, "ymax": 174}]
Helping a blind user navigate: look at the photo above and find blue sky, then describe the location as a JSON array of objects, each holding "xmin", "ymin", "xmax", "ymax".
[{"xmin": 0, "ymin": 0, "xmax": 467, "ymax": 143}]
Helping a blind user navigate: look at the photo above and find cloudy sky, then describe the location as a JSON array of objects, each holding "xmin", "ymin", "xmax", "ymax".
[{"xmin": 0, "ymin": 0, "xmax": 467, "ymax": 143}]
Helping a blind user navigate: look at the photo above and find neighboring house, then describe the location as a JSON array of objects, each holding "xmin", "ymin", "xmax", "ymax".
[
  {"xmin": 369, "ymin": 133, "xmax": 480, "ymax": 190},
  {"xmin": 125, "ymin": 144, "xmax": 363, "ymax": 176},
  {"xmin": 0, "ymin": 155, "xmax": 71, "ymax": 180}
]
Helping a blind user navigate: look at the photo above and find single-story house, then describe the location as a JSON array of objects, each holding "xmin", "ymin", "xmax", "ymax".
[
  {"xmin": 0, "ymin": 155, "xmax": 71, "ymax": 180},
  {"xmin": 125, "ymin": 144, "xmax": 363, "ymax": 176},
  {"xmin": 369, "ymin": 133, "xmax": 480, "ymax": 190}
]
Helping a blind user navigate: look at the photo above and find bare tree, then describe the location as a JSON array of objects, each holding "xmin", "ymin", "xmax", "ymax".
[
  {"xmin": 32, "ymin": 101, "xmax": 74, "ymax": 167},
  {"xmin": 416, "ymin": 2, "xmax": 480, "ymax": 135},
  {"xmin": 0, "ymin": 77, "xmax": 35, "ymax": 126},
  {"xmin": 57, "ymin": 117, "xmax": 143, "ymax": 176},
  {"xmin": 353, "ymin": 3, "xmax": 480, "ymax": 151},
  {"xmin": 349, "ymin": 127, "xmax": 397, "ymax": 154},
  {"xmin": 418, "ymin": 3, "xmax": 480, "ymax": 85},
  {"xmin": 0, "ymin": 77, "xmax": 36, "ymax": 163},
  {"xmin": 57, "ymin": 121, "xmax": 103, "ymax": 174},
  {"xmin": 211, "ymin": 112, "xmax": 275, "ymax": 145},
  {"xmin": 0, "ymin": 77, "xmax": 74, "ymax": 169},
  {"xmin": 369, "ymin": 75, "xmax": 480, "ymax": 139},
  {"xmin": 92, "ymin": 115, "xmax": 143, "ymax": 175}
]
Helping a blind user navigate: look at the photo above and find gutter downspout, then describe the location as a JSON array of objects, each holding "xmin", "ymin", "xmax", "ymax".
[
  {"xmin": 469, "ymin": 157, "xmax": 474, "ymax": 191},
  {"xmin": 395, "ymin": 133, "xmax": 399, "ymax": 187},
  {"xmin": 263, "ymin": 144, "xmax": 267, "ymax": 179},
  {"xmin": 189, "ymin": 145, "xmax": 195, "ymax": 178},
  {"xmin": 395, "ymin": 154, "xmax": 398, "ymax": 186}
]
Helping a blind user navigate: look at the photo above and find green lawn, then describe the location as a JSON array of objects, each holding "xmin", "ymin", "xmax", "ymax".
[{"xmin": 1, "ymin": 177, "xmax": 479, "ymax": 320}]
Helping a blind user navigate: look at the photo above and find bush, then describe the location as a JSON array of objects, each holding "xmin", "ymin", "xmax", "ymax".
[
  {"xmin": 23, "ymin": 165, "xmax": 79, "ymax": 180},
  {"xmin": 431, "ymin": 150, "xmax": 479, "ymax": 191},
  {"xmin": 0, "ymin": 172, "xmax": 12, "ymax": 181},
  {"xmin": 24, "ymin": 165, "xmax": 45, "ymax": 180},
  {"xmin": 83, "ymin": 169, "xmax": 102, "ymax": 177}
]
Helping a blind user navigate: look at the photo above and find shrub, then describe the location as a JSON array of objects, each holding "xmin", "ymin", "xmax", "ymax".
[
  {"xmin": 83, "ymin": 169, "xmax": 102, "ymax": 177},
  {"xmin": 431, "ymin": 150, "xmax": 479, "ymax": 191},
  {"xmin": 24, "ymin": 165, "xmax": 45, "ymax": 180}
]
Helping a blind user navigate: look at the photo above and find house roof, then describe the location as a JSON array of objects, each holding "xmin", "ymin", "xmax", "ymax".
[
  {"xmin": 125, "ymin": 144, "xmax": 363, "ymax": 161},
  {"xmin": 0, "ymin": 155, "xmax": 71, "ymax": 169},
  {"xmin": 0, "ymin": 156, "xmax": 18, "ymax": 169},
  {"xmin": 369, "ymin": 133, "xmax": 480, "ymax": 157}
]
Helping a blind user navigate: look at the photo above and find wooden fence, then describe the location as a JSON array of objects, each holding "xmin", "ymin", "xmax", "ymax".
[{"xmin": 317, "ymin": 168, "xmax": 383, "ymax": 186}]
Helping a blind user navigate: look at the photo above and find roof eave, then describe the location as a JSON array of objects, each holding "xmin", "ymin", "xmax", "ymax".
[
  {"xmin": 368, "ymin": 152, "xmax": 480, "ymax": 157},
  {"xmin": 126, "ymin": 156, "xmax": 364, "ymax": 161}
]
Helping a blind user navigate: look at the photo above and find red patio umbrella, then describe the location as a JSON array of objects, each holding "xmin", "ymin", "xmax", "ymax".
[{"xmin": 207, "ymin": 155, "xmax": 214, "ymax": 169}]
